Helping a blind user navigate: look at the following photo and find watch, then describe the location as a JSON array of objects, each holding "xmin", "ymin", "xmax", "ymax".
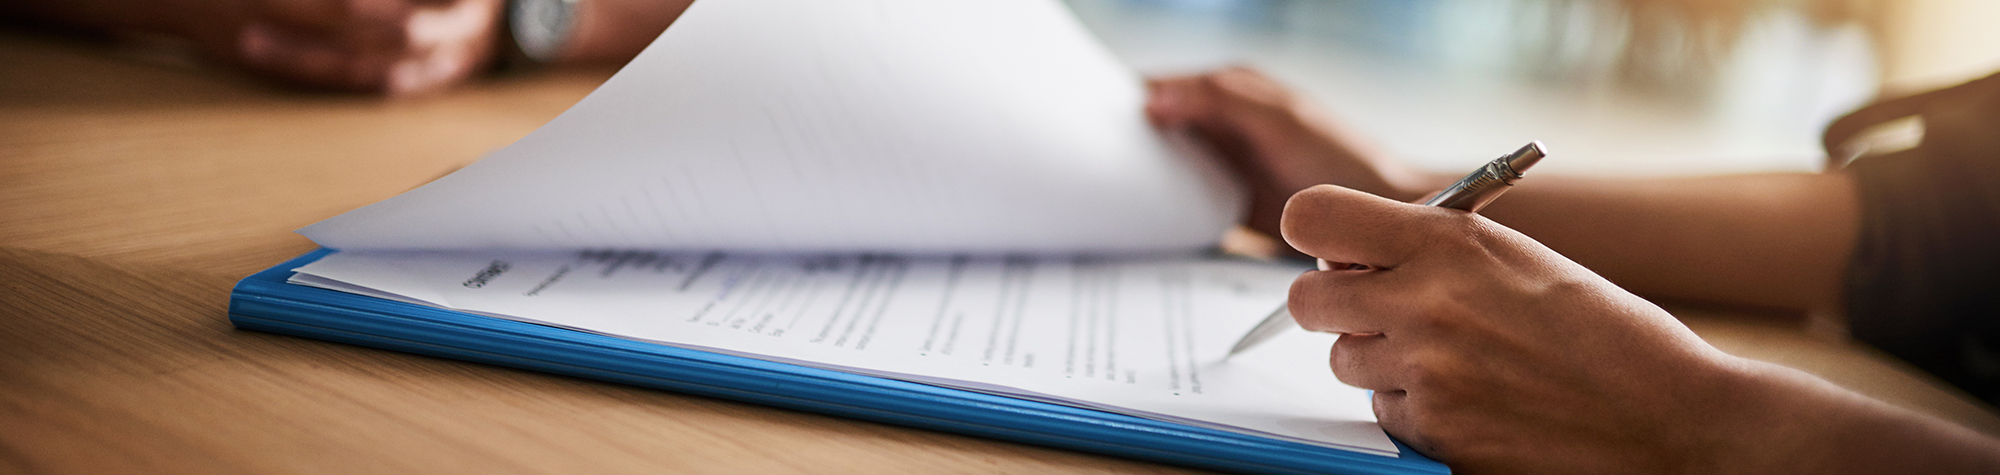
[{"xmin": 502, "ymin": 0, "xmax": 582, "ymax": 68}]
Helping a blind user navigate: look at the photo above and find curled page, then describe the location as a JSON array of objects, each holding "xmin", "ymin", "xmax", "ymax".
[{"xmin": 301, "ymin": 0, "xmax": 1243, "ymax": 253}]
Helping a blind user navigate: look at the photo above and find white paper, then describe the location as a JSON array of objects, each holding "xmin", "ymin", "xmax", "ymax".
[
  {"xmin": 299, "ymin": 0, "xmax": 1242, "ymax": 254},
  {"xmin": 286, "ymin": 0, "xmax": 1392, "ymax": 458},
  {"xmin": 292, "ymin": 250, "xmax": 1397, "ymax": 456}
]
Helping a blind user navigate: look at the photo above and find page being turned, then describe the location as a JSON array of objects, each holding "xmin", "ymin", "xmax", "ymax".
[{"xmin": 299, "ymin": 0, "xmax": 1242, "ymax": 254}]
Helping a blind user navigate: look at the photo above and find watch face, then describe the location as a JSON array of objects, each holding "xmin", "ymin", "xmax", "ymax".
[{"xmin": 512, "ymin": 0, "xmax": 578, "ymax": 62}]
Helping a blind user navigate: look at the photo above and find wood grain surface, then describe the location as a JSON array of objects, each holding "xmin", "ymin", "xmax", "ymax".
[{"xmin": 0, "ymin": 28, "xmax": 1994, "ymax": 474}]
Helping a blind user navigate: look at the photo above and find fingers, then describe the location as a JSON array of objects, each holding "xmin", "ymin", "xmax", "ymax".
[
  {"xmin": 240, "ymin": 23, "xmax": 395, "ymax": 90},
  {"xmin": 256, "ymin": 0, "xmax": 418, "ymax": 54},
  {"xmin": 1145, "ymin": 66, "xmax": 1300, "ymax": 130},
  {"xmin": 235, "ymin": 0, "xmax": 498, "ymax": 93},
  {"xmin": 388, "ymin": 0, "xmax": 500, "ymax": 94},
  {"xmin": 406, "ymin": 0, "xmax": 493, "ymax": 52},
  {"xmin": 1328, "ymin": 333, "xmax": 1404, "ymax": 391},
  {"xmin": 1144, "ymin": 75, "xmax": 1217, "ymax": 129},
  {"xmin": 1282, "ymin": 185, "xmax": 1444, "ymax": 338},
  {"xmin": 1287, "ymin": 267, "xmax": 1410, "ymax": 334},
  {"xmin": 1820, "ymin": 91, "xmax": 1936, "ymax": 161},
  {"xmin": 1821, "ymin": 71, "xmax": 2000, "ymax": 160},
  {"xmin": 384, "ymin": 31, "xmax": 493, "ymax": 95},
  {"xmin": 258, "ymin": 0, "xmax": 414, "ymax": 32},
  {"xmin": 1281, "ymin": 184, "xmax": 1436, "ymax": 269}
]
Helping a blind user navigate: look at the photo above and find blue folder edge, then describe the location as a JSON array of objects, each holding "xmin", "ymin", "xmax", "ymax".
[{"xmin": 228, "ymin": 249, "xmax": 1448, "ymax": 475}]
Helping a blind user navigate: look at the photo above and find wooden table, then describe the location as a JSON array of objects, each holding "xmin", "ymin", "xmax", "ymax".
[{"xmin": 2, "ymin": 30, "xmax": 1995, "ymax": 474}]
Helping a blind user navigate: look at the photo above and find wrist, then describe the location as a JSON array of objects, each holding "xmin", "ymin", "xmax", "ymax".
[
  {"xmin": 1685, "ymin": 358, "xmax": 1849, "ymax": 475},
  {"xmin": 546, "ymin": 0, "xmax": 688, "ymax": 65}
]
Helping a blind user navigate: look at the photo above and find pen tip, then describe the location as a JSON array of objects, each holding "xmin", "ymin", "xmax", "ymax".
[{"xmin": 1507, "ymin": 141, "xmax": 1546, "ymax": 173}]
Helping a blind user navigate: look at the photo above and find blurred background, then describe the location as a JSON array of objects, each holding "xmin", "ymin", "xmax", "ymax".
[
  {"xmin": 4, "ymin": 0, "xmax": 1999, "ymax": 176},
  {"xmin": 1068, "ymin": 0, "xmax": 2000, "ymax": 175},
  {"xmin": 3, "ymin": 0, "xmax": 2000, "ymax": 270},
  {"xmin": 6, "ymin": 2, "xmax": 2000, "ymax": 469}
]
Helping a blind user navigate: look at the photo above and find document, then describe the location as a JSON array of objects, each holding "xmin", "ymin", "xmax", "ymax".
[
  {"xmin": 283, "ymin": 0, "xmax": 1398, "ymax": 460},
  {"xmin": 298, "ymin": 0, "xmax": 1242, "ymax": 254},
  {"xmin": 291, "ymin": 250, "xmax": 1398, "ymax": 456}
]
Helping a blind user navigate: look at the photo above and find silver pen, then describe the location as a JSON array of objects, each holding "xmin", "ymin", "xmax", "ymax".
[{"xmin": 1226, "ymin": 141, "xmax": 1547, "ymax": 357}]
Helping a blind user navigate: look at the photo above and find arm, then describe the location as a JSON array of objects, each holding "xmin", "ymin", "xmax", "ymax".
[
  {"xmin": 1281, "ymin": 184, "xmax": 2000, "ymax": 474},
  {"xmin": 1146, "ymin": 67, "xmax": 1857, "ymax": 314},
  {"xmin": 0, "ymin": 0, "xmax": 692, "ymax": 94},
  {"xmin": 2, "ymin": 0, "xmax": 504, "ymax": 94},
  {"xmin": 1475, "ymin": 173, "xmax": 1857, "ymax": 314},
  {"xmin": 551, "ymin": 0, "xmax": 691, "ymax": 65}
]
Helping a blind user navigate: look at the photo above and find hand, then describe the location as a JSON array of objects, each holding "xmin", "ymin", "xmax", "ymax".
[
  {"xmin": 1823, "ymin": 71, "xmax": 2000, "ymax": 164},
  {"xmin": 187, "ymin": 0, "xmax": 505, "ymax": 95},
  {"xmin": 1282, "ymin": 184, "xmax": 1761, "ymax": 473},
  {"xmin": 1145, "ymin": 67, "xmax": 1433, "ymax": 239}
]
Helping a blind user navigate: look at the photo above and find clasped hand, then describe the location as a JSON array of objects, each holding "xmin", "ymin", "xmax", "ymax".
[{"xmin": 181, "ymin": 0, "xmax": 504, "ymax": 94}]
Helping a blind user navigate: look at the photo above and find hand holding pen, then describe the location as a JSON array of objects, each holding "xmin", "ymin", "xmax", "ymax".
[
  {"xmin": 1228, "ymin": 141, "xmax": 1547, "ymax": 356},
  {"xmin": 1150, "ymin": 67, "xmax": 2000, "ymax": 473}
]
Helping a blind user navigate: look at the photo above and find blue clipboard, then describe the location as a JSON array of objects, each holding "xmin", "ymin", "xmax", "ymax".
[{"xmin": 229, "ymin": 249, "xmax": 1448, "ymax": 474}]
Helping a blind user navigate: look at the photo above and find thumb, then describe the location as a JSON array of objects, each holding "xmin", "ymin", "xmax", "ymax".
[{"xmin": 1280, "ymin": 185, "xmax": 1432, "ymax": 269}]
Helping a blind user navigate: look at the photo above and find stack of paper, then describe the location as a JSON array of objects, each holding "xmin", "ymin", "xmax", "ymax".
[{"xmin": 291, "ymin": 0, "xmax": 1395, "ymax": 457}]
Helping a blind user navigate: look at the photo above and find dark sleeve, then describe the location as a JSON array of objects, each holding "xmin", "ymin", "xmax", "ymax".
[{"xmin": 1840, "ymin": 83, "xmax": 2000, "ymax": 405}]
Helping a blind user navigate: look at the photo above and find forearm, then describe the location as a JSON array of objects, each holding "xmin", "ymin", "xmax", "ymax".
[
  {"xmin": 1464, "ymin": 171, "xmax": 1859, "ymax": 313},
  {"xmin": 553, "ymin": 0, "xmax": 690, "ymax": 65},
  {"xmin": 1719, "ymin": 360, "xmax": 2000, "ymax": 474}
]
